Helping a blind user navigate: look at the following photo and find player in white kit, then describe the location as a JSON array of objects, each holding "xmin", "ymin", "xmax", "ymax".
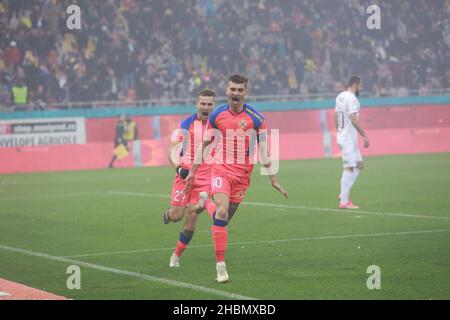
[{"xmin": 334, "ymin": 76, "xmax": 370, "ymax": 209}]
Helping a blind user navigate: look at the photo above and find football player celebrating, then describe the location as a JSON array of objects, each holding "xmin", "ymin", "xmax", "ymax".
[
  {"xmin": 185, "ymin": 75, "xmax": 288, "ymax": 282},
  {"xmin": 163, "ymin": 88, "xmax": 216, "ymax": 267}
]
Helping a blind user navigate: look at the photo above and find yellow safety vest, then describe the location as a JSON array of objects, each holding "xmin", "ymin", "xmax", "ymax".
[
  {"xmin": 123, "ymin": 121, "xmax": 136, "ymax": 141},
  {"xmin": 12, "ymin": 86, "xmax": 28, "ymax": 104}
]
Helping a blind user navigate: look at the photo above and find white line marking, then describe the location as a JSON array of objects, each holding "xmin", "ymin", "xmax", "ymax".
[
  {"xmin": 64, "ymin": 229, "xmax": 450, "ymax": 258},
  {"xmin": 0, "ymin": 192, "xmax": 105, "ymax": 201},
  {"xmin": 107, "ymin": 191, "xmax": 450, "ymax": 221},
  {"xmin": 0, "ymin": 291, "xmax": 11, "ymax": 297},
  {"xmin": 65, "ymin": 245, "xmax": 211, "ymax": 258},
  {"xmin": 3, "ymin": 190, "xmax": 448, "ymax": 221},
  {"xmin": 0, "ymin": 244, "xmax": 256, "ymax": 300},
  {"xmin": 108, "ymin": 191, "xmax": 168, "ymax": 198},
  {"xmin": 243, "ymin": 201, "xmax": 450, "ymax": 221},
  {"xmin": 1, "ymin": 174, "xmax": 151, "ymax": 186}
]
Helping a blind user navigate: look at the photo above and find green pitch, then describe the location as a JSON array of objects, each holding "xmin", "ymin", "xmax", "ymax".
[{"xmin": 1, "ymin": 153, "xmax": 450, "ymax": 300}]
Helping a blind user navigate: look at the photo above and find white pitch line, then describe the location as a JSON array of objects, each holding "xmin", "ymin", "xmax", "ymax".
[
  {"xmin": 65, "ymin": 244, "xmax": 212, "ymax": 258},
  {"xmin": 0, "ymin": 192, "xmax": 105, "ymax": 201},
  {"xmin": 0, "ymin": 244, "xmax": 256, "ymax": 300},
  {"xmin": 242, "ymin": 201, "xmax": 450, "ymax": 221},
  {"xmin": 0, "ymin": 291, "xmax": 11, "ymax": 297},
  {"xmin": 107, "ymin": 191, "xmax": 450, "ymax": 221},
  {"xmin": 64, "ymin": 229, "xmax": 450, "ymax": 258},
  {"xmin": 108, "ymin": 191, "xmax": 169, "ymax": 198}
]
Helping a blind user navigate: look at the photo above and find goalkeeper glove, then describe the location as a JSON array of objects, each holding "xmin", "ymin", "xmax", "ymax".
[{"xmin": 176, "ymin": 166, "xmax": 190, "ymax": 179}]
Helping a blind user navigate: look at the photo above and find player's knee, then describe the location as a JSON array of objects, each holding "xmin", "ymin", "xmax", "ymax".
[
  {"xmin": 357, "ymin": 162, "xmax": 364, "ymax": 170},
  {"xmin": 215, "ymin": 205, "xmax": 229, "ymax": 221},
  {"xmin": 170, "ymin": 207, "xmax": 184, "ymax": 222},
  {"xmin": 184, "ymin": 222, "xmax": 196, "ymax": 231},
  {"xmin": 171, "ymin": 215, "xmax": 183, "ymax": 223}
]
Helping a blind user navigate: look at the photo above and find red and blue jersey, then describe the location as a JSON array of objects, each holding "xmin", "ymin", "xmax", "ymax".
[
  {"xmin": 178, "ymin": 113, "xmax": 211, "ymax": 179},
  {"xmin": 207, "ymin": 103, "xmax": 267, "ymax": 177}
]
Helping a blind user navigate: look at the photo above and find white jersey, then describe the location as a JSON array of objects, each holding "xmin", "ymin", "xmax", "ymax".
[{"xmin": 335, "ymin": 90, "xmax": 360, "ymax": 144}]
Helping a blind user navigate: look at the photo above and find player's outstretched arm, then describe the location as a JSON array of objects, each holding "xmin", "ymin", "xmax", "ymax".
[
  {"xmin": 350, "ymin": 113, "xmax": 370, "ymax": 148},
  {"xmin": 267, "ymin": 171, "xmax": 288, "ymax": 199},
  {"xmin": 259, "ymin": 137, "xmax": 288, "ymax": 199}
]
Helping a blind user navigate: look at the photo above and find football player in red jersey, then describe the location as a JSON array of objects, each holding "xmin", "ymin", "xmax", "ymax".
[
  {"xmin": 163, "ymin": 88, "xmax": 217, "ymax": 267},
  {"xmin": 185, "ymin": 75, "xmax": 288, "ymax": 282}
]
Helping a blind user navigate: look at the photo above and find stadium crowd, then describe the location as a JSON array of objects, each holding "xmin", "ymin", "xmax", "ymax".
[{"xmin": 1, "ymin": 0, "xmax": 450, "ymax": 109}]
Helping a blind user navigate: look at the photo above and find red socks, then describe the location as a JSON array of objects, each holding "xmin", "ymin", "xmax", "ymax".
[
  {"xmin": 174, "ymin": 240, "xmax": 188, "ymax": 257},
  {"xmin": 212, "ymin": 224, "xmax": 227, "ymax": 262}
]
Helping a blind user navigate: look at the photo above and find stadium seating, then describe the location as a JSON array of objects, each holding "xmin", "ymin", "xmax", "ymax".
[{"xmin": 0, "ymin": 0, "xmax": 449, "ymax": 109}]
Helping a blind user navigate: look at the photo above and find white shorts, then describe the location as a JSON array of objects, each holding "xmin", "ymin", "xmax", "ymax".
[{"xmin": 338, "ymin": 140, "xmax": 362, "ymax": 168}]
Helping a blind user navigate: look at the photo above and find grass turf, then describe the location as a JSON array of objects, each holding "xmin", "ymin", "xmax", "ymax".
[{"xmin": 0, "ymin": 153, "xmax": 449, "ymax": 299}]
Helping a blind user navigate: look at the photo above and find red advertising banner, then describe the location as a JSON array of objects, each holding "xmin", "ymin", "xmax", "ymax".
[{"xmin": 1, "ymin": 105, "xmax": 449, "ymax": 174}]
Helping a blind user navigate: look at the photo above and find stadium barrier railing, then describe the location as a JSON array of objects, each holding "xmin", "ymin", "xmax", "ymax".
[{"xmin": 2, "ymin": 88, "xmax": 450, "ymax": 112}]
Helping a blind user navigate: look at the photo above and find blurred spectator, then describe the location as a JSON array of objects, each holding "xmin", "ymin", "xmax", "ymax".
[
  {"xmin": 3, "ymin": 41, "xmax": 21, "ymax": 67},
  {"xmin": 109, "ymin": 113, "xmax": 127, "ymax": 168},
  {"xmin": 32, "ymin": 84, "xmax": 47, "ymax": 110},
  {"xmin": 11, "ymin": 78, "xmax": 28, "ymax": 109},
  {"xmin": 123, "ymin": 115, "xmax": 138, "ymax": 142},
  {"xmin": 0, "ymin": 0, "xmax": 449, "ymax": 108}
]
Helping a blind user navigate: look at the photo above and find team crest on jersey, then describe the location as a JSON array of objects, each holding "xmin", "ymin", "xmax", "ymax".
[{"xmin": 238, "ymin": 119, "xmax": 248, "ymax": 130}]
